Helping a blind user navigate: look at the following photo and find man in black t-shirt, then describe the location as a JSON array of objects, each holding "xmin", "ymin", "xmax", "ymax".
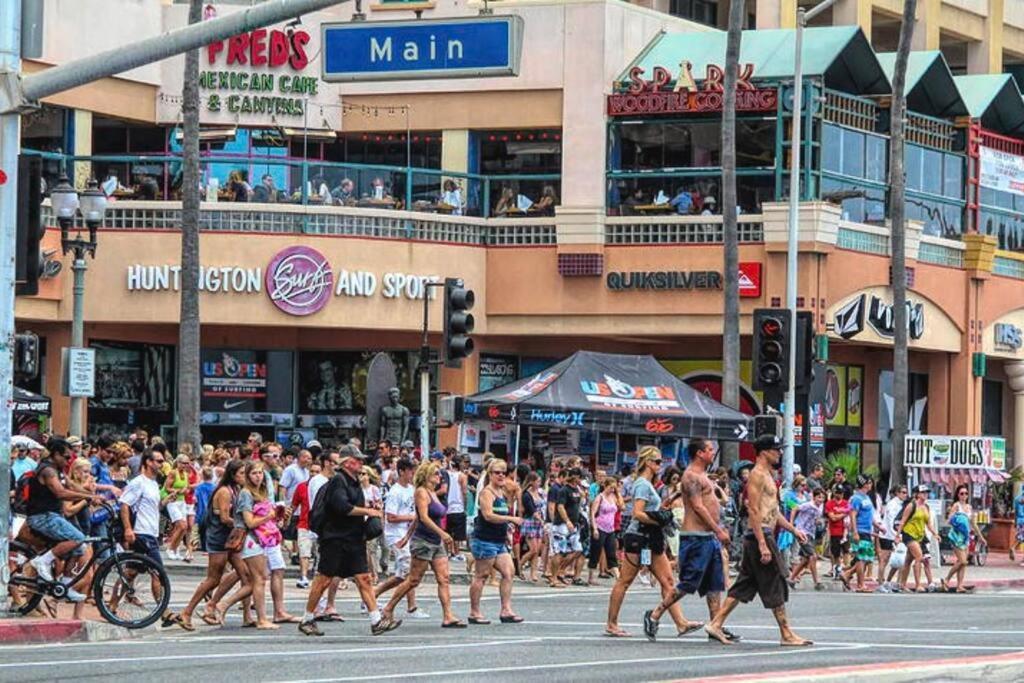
[
  {"xmin": 552, "ymin": 468, "xmax": 585, "ymax": 585},
  {"xmin": 299, "ymin": 445, "xmax": 401, "ymax": 637}
]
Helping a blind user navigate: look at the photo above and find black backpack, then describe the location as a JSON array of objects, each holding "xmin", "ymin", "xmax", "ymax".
[{"xmin": 309, "ymin": 475, "xmax": 340, "ymax": 537}]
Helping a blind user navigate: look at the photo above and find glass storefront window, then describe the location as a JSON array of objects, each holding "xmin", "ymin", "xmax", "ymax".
[
  {"xmin": 821, "ymin": 123, "xmax": 887, "ymax": 181},
  {"xmin": 821, "ymin": 176, "xmax": 885, "ymax": 224},
  {"xmin": 616, "ymin": 118, "xmax": 775, "ymax": 171}
]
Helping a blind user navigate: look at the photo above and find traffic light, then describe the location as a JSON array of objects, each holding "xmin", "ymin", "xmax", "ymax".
[
  {"xmin": 15, "ymin": 154, "xmax": 44, "ymax": 296},
  {"xmin": 794, "ymin": 311, "xmax": 815, "ymax": 393},
  {"xmin": 14, "ymin": 332, "xmax": 40, "ymax": 380},
  {"xmin": 752, "ymin": 308, "xmax": 792, "ymax": 391},
  {"xmin": 442, "ymin": 277, "xmax": 475, "ymax": 368}
]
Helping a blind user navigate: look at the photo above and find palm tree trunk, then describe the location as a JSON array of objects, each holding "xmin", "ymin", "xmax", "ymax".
[
  {"xmin": 888, "ymin": 0, "xmax": 917, "ymax": 488},
  {"xmin": 177, "ymin": 0, "xmax": 203, "ymax": 454},
  {"xmin": 720, "ymin": 0, "xmax": 744, "ymax": 467}
]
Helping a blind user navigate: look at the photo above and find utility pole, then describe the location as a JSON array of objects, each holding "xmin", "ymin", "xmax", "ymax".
[
  {"xmin": 784, "ymin": 0, "xmax": 836, "ymax": 486},
  {"xmin": 0, "ymin": 0, "xmax": 350, "ymax": 611}
]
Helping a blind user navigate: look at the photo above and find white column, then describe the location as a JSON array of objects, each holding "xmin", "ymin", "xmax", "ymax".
[{"xmin": 1004, "ymin": 361, "xmax": 1024, "ymax": 472}]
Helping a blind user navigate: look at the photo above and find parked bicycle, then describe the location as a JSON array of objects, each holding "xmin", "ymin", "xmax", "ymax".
[{"xmin": 8, "ymin": 502, "xmax": 171, "ymax": 629}]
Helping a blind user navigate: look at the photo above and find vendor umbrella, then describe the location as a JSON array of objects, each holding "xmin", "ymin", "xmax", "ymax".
[
  {"xmin": 463, "ymin": 351, "xmax": 753, "ymax": 443},
  {"xmin": 13, "ymin": 386, "xmax": 51, "ymax": 416}
]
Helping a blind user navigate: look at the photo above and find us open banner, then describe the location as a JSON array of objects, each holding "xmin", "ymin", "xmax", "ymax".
[
  {"xmin": 979, "ymin": 146, "xmax": 1024, "ymax": 197},
  {"xmin": 904, "ymin": 435, "xmax": 1006, "ymax": 470}
]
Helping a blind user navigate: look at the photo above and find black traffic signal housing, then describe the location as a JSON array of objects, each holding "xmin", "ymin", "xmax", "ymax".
[
  {"xmin": 752, "ymin": 308, "xmax": 792, "ymax": 391},
  {"xmin": 794, "ymin": 311, "xmax": 815, "ymax": 393},
  {"xmin": 15, "ymin": 155, "xmax": 44, "ymax": 296},
  {"xmin": 14, "ymin": 332, "xmax": 40, "ymax": 380},
  {"xmin": 442, "ymin": 277, "xmax": 475, "ymax": 368}
]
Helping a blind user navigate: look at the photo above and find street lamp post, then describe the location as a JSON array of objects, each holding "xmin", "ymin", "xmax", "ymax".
[{"xmin": 51, "ymin": 175, "xmax": 107, "ymax": 438}]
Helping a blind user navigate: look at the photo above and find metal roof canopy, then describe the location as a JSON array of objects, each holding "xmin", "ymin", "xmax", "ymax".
[
  {"xmin": 876, "ymin": 51, "xmax": 969, "ymax": 119},
  {"xmin": 615, "ymin": 26, "xmax": 889, "ymax": 96},
  {"xmin": 954, "ymin": 73, "xmax": 1024, "ymax": 136}
]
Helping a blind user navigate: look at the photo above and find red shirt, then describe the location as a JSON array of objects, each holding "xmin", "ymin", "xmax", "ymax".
[
  {"xmin": 825, "ymin": 499, "xmax": 849, "ymax": 537},
  {"xmin": 291, "ymin": 481, "xmax": 311, "ymax": 530}
]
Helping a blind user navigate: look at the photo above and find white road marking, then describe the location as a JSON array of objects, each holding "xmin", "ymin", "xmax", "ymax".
[
  {"xmin": 272, "ymin": 645, "xmax": 861, "ymax": 682},
  {"xmin": 522, "ymin": 619, "xmax": 1024, "ymax": 636},
  {"xmin": 0, "ymin": 638, "xmax": 539, "ymax": 670}
]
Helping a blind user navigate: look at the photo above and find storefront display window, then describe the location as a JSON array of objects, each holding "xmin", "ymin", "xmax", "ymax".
[{"xmin": 88, "ymin": 341, "xmax": 175, "ymax": 439}]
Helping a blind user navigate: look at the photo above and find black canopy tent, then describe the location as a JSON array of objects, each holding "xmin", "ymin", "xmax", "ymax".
[
  {"xmin": 13, "ymin": 386, "xmax": 51, "ymax": 416},
  {"xmin": 463, "ymin": 351, "xmax": 752, "ymax": 444}
]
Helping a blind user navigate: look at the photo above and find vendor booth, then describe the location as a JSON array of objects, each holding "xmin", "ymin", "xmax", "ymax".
[
  {"xmin": 12, "ymin": 386, "xmax": 51, "ymax": 436},
  {"xmin": 904, "ymin": 435, "xmax": 1008, "ymax": 565},
  {"xmin": 462, "ymin": 351, "xmax": 753, "ymax": 466}
]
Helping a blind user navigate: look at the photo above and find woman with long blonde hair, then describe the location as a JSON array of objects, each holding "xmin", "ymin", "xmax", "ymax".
[
  {"xmin": 381, "ymin": 461, "xmax": 465, "ymax": 628},
  {"xmin": 605, "ymin": 446, "xmax": 700, "ymax": 638}
]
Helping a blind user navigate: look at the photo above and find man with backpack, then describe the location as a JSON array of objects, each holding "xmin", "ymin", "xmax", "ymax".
[
  {"xmin": 22, "ymin": 438, "xmax": 104, "ymax": 602},
  {"xmin": 299, "ymin": 445, "xmax": 401, "ymax": 637}
]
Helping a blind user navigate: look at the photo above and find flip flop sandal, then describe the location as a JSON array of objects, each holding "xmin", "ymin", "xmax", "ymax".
[
  {"xmin": 441, "ymin": 620, "xmax": 468, "ymax": 628},
  {"xmin": 274, "ymin": 616, "xmax": 301, "ymax": 624},
  {"xmin": 315, "ymin": 613, "xmax": 345, "ymax": 622},
  {"xmin": 242, "ymin": 621, "xmax": 257, "ymax": 628},
  {"xmin": 467, "ymin": 617, "xmax": 491, "ymax": 625},
  {"xmin": 201, "ymin": 612, "xmax": 222, "ymax": 626},
  {"xmin": 604, "ymin": 629, "xmax": 631, "ymax": 638},
  {"xmin": 571, "ymin": 578, "xmax": 588, "ymax": 586},
  {"xmin": 499, "ymin": 615, "xmax": 524, "ymax": 623},
  {"xmin": 175, "ymin": 615, "xmax": 196, "ymax": 632}
]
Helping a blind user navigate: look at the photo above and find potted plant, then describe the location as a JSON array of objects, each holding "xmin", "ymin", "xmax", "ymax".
[{"xmin": 989, "ymin": 467, "xmax": 1023, "ymax": 555}]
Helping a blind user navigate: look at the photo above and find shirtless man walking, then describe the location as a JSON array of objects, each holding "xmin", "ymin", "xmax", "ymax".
[
  {"xmin": 643, "ymin": 438, "xmax": 738, "ymax": 642},
  {"xmin": 705, "ymin": 435, "xmax": 813, "ymax": 647}
]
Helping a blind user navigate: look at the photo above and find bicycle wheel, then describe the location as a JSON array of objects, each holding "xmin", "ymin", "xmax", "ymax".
[
  {"xmin": 92, "ymin": 552, "xmax": 171, "ymax": 629},
  {"xmin": 8, "ymin": 541, "xmax": 47, "ymax": 617}
]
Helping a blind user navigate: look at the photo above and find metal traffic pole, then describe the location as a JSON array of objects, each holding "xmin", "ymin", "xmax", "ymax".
[
  {"xmin": 0, "ymin": 0, "xmax": 352, "ymax": 612},
  {"xmin": 784, "ymin": 0, "xmax": 835, "ymax": 486}
]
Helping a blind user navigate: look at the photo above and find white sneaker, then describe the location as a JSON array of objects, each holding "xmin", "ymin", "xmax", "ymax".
[
  {"xmin": 360, "ymin": 603, "xmax": 368, "ymax": 614},
  {"xmin": 638, "ymin": 572, "xmax": 652, "ymax": 587},
  {"xmin": 407, "ymin": 608, "xmax": 431, "ymax": 620},
  {"xmin": 30, "ymin": 555, "xmax": 55, "ymax": 583},
  {"xmin": 296, "ymin": 577, "xmax": 310, "ymax": 589},
  {"xmin": 167, "ymin": 550, "xmax": 180, "ymax": 561},
  {"xmin": 65, "ymin": 587, "xmax": 87, "ymax": 603},
  {"xmin": 449, "ymin": 554, "xmax": 466, "ymax": 563}
]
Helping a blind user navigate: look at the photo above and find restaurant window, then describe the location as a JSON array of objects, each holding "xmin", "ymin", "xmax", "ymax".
[
  {"xmin": 322, "ymin": 132, "xmax": 442, "ymax": 169},
  {"xmin": 821, "ymin": 123, "xmax": 886, "ymax": 182},
  {"xmin": 977, "ymin": 145, "xmax": 1024, "ymax": 251},
  {"xmin": 478, "ymin": 129, "xmax": 561, "ymax": 214},
  {"xmin": 903, "ymin": 143, "xmax": 964, "ymax": 238},
  {"xmin": 668, "ymin": 0, "xmax": 717, "ymax": 26}
]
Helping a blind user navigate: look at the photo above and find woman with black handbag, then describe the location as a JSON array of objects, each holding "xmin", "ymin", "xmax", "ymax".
[
  {"xmin": 604, "ymin": 446, "xmax": 701, "ymax": 638},
  {"xmin": 380, "ymin": 461, "xmax": 466, "ymax": 628}
]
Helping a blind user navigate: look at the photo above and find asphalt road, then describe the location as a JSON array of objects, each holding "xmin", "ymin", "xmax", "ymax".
[{"xmin": 1, "ymin": 570, "xmax": 1023, "ymax": 682}]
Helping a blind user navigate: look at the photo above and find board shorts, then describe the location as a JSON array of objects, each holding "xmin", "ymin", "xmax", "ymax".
[
  {"xmin": 797, "ymin": 540, "xmax": 817, "ymax": 559},
  {"xmin": 851, "ymin": 538, "xmax": 876, "ymax": 563},
  {"xmin": 676, "ymin": 533, "xmax": 725, "ymax": 597},
  {"xmin": 550, "ymin": 524, "xmax": 582, "ymax": 555},
  {"xmin": 318, "ymin": 538, "xmax": 369, "ymax": 578},
  {"xmin": 166, "ymin": 501, "xmax": 187, "ymax": 524},
  {"xmin": 297, "ymin": 528, "xmax": 317, "ymax": 559},
  {"xmin": 388, "ymin": 541, "xmax": 412, "ymax": 578}
]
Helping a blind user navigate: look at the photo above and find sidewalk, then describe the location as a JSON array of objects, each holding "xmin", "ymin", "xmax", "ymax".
[
  {"xmin": 0, "ymin": 616, "xmax": 151, "ymax": 645},
  {"xmin": 792, "ymin": 554, "xmax": 1024, "ymax": 593}
]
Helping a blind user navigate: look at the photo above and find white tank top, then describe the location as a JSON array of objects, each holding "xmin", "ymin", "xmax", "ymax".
[{"xmin": 446, "ymin": 470, "xmax": 465, "ymax": 513}]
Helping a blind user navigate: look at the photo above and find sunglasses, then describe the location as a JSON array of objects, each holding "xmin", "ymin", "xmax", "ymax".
[{"xmin": 492, "ymin": 470, "xmax": 508, "ymax": 475}]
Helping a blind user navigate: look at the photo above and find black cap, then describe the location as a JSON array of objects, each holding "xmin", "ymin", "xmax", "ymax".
[{"xmin": 754, "ymin": 435, "xmax": 785, "ymax": 453}]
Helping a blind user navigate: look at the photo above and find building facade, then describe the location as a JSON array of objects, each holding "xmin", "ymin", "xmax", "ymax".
[{"xmin": 14, "ymin": 0, "xmax": 1024, "ymax": 475}]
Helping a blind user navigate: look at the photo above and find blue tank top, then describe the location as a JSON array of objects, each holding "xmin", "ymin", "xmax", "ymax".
[
  {"xmin": 474, "ymin": 491, "xmax": 509, "ymax": 542},
  {"xmin": 414, "ymin": 495, "xmax": 446, "ymax": 544}
]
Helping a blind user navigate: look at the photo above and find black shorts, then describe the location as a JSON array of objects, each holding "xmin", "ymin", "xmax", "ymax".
[
  {"xmin": 728, "ymin": 533, "xmax": 788, "ymax": 610},
  {"xmin": 879, "ymin": 538, "xmax": 895, "ymax": 552},
  {"xmin": 282, "ymin": 518, "xmax": 299, "ymax": 542},
  {"xmin": 446, "ymin": 513, "xmax": 467, "ymax": 542},
  {"xmin": 829, "ymin": 536, "xmax": 848, "ymax": 559},
  {"xmin": 132, "ymin": 534, "xmax": 164, "ymax": 567},
  {"xmin": 317, "ymin": 539, "xmax": 369, "ymax": 579},
  {"xmin": 621, "ymin": 530, "xmax": 665, "ymax": 556}
]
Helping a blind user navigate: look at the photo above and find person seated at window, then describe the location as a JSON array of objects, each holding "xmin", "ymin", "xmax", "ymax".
[
  {"xmin": 307, "ymin": 175, "xmax": 330, "ymax": 202},
  {"xmin": 533, "ymin": 185, "xmax": 559, "ymax": 215},
  {"xmin": 669, "ymin": 187, "xmax": 693, "ymax": 215},
  {"xmin": 134, "ymin": 174, "xmax": 160, "ymax": 201},
  {"xmin": 252, "ymin": 174, "xmax": 277, "ymax": 203},
  {"xmin": 370, "ymin": 176, "xmax": 390, "ymax": 201},
  {"xmin": 101, "ymin": 171, "xmax": 127, "ymax": 198},
  {"xmin": 332, "ymin": 178, "xmax": 355, "ymax": 205},
  {"xmin": 227, "ymin": 170, "xmax": 251, "ymax": 202},
  {"xmin": 495, "ymin": 187, "xmax": 517, "ymax": 215},
  {"xmin": 621, "ymin": 188, "xmax": 647, "ymax": 214},
  {"xmin": 700, "ymin": 196, "xmax": 717, "ymax": 215},
  {"xmin": 441, "ymin": 179, "xmax": 464, "ymax": 215}
]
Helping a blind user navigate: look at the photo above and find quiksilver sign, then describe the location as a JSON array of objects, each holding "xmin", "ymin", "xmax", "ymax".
[{"xmin": 606, "ymin": 271, "xmax": 722, "ymax": 291}]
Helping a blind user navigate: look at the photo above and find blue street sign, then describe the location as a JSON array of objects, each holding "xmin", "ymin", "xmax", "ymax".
[{"xmin": 321, "ymin": 16, "xmax": 524, "ymax": 82}]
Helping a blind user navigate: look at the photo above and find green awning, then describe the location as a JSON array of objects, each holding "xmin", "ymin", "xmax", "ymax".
[
  {"xmin": 616, "ymin": 26, "xmax": 889, "ymax": 95},
  {"xmin": 954, "ymin": 74, "xmax": 1024, "ymax": 135},
  {"xmin": 876, "ymin": 51, "xmax": 968, "ymax": 118}
]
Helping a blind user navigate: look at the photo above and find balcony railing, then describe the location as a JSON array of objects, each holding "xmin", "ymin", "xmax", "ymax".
[
  {"xmin": 994, "ymin": 254, "xmax": 1024, "ymax": 279},
  {"xmin": 837, "ymin": 221, "xmax": 890, "ymax": 255},
  {"xmin": 42, "ymin": 201, "xmax": 557, "ymax": 246},
  {"xmin": 918, "ymin": 236, "xmax": 965, "ymax": 268},
  {"xmin": 605, "ymin": 215, "xmax": 764, "ymax": 244}
]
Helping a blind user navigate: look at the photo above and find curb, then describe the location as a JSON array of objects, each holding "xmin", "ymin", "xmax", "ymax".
[
  {"xmin": 0, "ymin": 618, "xmax": 155, "ymax": 645},
  {"xmin": 681, "ymin": 650, "xmax": 1024, "ymax": 683},
  {"xmin": 792, "ymin": 576, "xmax": 1024, "ymax": 594}
]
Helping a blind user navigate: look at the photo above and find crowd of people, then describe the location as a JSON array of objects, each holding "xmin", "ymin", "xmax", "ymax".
[{"xmin": 8, "ymin": 429, "xmax": 1022, "ymax": 643}]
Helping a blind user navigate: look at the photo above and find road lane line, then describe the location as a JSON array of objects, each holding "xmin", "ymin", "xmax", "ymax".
[
  {"xmin": 0, "ymin": 638, "xmax": 539, "ymax": 670},
  {"xmin": 271, "ymin": 645, "xmax": 861, "ymax": 682}
]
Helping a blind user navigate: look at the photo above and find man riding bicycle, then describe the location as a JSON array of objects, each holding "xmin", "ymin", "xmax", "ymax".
[{"xmin": 25, "ymin": 438, "xmax": 104, "ymax": 602}]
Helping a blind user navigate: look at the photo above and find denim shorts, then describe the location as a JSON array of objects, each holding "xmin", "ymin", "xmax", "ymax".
[
  {"xmin": 27, "ymin": 512, "xmax": 86, "ymax": 557},
  {"xmin": 470, "ymin": 537, "xmax": 508, "ymax": 560},
  {"xmin": 131, "ymin": 534, "xmax": 164, "ymax": 567}
]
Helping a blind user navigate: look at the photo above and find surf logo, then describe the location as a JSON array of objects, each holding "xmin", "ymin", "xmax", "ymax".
[{"xmin": 580, "ymin": 375, "xmax": 680, "ymax": 412}]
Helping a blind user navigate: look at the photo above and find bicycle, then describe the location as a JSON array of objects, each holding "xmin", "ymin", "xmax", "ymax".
[{"xmin": 9, "ymin": 502, "xmax": 172, "ymax": 629}]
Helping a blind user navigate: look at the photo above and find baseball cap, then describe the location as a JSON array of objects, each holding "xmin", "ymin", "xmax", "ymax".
[
  {"xmin": 338, "ymin": 444, "xmax": 366, "ymax": 461},
  {"xmin": 67, "ymin": 436, "xmax": 83, "ymax": 447},
  {"xmin": 753, "ymin": 434, "xmax": 785, "ymax": 452},
  {"xmin": 401, "ymin": 440, "xmax": 415, "ymax": 449},
  {"xmin": 306, "ymin": 439, "xmax": 322, "ymax": 450},
  {"xmin": 429, "ymin": 450, "xmax": 444, "ymax": 461},
  {"xmin": 914, "ymin": 484, "xmax": 930, "ymax": 494}
]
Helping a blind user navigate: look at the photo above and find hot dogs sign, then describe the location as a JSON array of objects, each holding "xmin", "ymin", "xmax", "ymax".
[{"xmin": 904, "ymin": 435, "xmax": 1006, "ymax": 471}]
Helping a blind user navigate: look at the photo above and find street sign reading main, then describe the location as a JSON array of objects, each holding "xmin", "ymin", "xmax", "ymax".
[{"xmin": 321, "ymin": 16, "xmax": 524, "ymax": 82}]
